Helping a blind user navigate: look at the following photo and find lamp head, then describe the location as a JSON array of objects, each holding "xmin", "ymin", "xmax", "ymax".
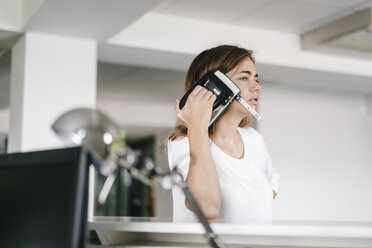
[{"xmin": 52, "ymin": 108, "xmax": 123, "ymax": 175}]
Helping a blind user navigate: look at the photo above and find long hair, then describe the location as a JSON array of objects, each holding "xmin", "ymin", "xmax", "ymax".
[{"xmin": 165, "ymin": 45, "xmax": 255, "ymax": 147}]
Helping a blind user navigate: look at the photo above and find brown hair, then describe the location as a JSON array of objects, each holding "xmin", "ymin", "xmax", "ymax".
[{"xmin": 164, "ymin": 45, "xmax": 255, "ymax": 147}]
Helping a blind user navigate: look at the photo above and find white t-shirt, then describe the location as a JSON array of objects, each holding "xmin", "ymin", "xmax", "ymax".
[{"xmin": 167, "ymin": 127, "xmax": 279, "ymax": 223}]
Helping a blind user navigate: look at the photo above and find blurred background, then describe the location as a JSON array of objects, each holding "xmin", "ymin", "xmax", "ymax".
[{"xmin": 0, "ymin": 0, "xmax": 372, "ymax": 222}]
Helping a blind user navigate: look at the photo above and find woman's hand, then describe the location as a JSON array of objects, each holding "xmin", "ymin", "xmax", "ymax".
[{"xmin": 176, "ymin": 85, "xmax": 217, "ymax": 130}]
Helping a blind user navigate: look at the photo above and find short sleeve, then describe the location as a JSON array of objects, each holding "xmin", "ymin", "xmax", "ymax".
[
  {"xmin": 248, "ymin": 128, "xmax": 280, "ymax": 193},
  {"xmin": 167, "ymin": 137, "xmax": 190, "ymax": 181}
]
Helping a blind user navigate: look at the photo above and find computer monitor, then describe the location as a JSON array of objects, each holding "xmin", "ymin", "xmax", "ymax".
[{"xmin": 0, "ymin": 147, "xmax": 90, "ymax": 248}]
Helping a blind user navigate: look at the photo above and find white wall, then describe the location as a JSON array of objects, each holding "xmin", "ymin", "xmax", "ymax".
[
  {"xmin": 367, "ymin": 95, "xmax": 372, "ymax": 116},
  {"xmin": 260, "ymin": 84, "xmax": 372, "ymax": 222},
  {"xmin": 97, "ymin": 100, "xmax": 175, "ymax": 129}
]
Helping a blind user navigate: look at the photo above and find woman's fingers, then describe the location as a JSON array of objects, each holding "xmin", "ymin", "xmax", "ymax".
[
  {"xmin": 176, "ymin": 87, "xmax": 217, "ymax": 128},
  {"xmin": 205, "ymin": 90, "xmax": 214, "ymax": 100},
  {"xmin": 191, "ymin": 85, "xmax": 204, "ymax": 97},
  {"xmin": 208, "ymin": 93, "xmax": 217, "ymax": 102},
  {"xmin": 188, "ymin": 86, "xmax": 218, "ymax": 108},
  {"xmin": 199, "ymin": 88, "xmax": 212, "ymax": 99},
  {"xmin": 192, "ymin": 86, "xmax": 215, "ymax": 102}
]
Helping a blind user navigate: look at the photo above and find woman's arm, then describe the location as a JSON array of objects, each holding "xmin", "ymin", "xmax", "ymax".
[
  {"xmin": 186, "ymin": 124, "xmax": 221, "ymax": 219},
  {"xmin": 176, "ymin": 86, "xmax": 221, "ymax": 219}
]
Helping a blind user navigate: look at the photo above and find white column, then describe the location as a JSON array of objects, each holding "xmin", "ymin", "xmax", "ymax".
[{"xmin": 8, "ymin": 32, "xmax": 97, "ymax": 152}]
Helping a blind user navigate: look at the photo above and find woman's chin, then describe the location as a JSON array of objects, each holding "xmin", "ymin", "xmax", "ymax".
[{"xmin": 248, "ymin": 102, "xmax": 257, "ymax": 109}]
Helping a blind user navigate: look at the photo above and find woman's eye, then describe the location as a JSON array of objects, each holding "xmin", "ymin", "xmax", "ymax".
[{"xmin": 239, "ymin": 76, "xmax": 260, "ymax": 84}]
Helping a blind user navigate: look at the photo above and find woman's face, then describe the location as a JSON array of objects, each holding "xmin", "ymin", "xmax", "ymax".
[{"xmin": 226, "ymin": 58, "xmax": 262, "ymax": 113}]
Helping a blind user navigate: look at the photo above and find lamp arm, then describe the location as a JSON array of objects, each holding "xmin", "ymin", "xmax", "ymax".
[
  {"xmin": 119, "ymin": 163, "xmax": 226, "ymax": 248},
  {"xmin": 167, "ymin": 169, "xmax": 226, "ymax": 248},
  {"xmin": 97, "ymin": 172, "xmax": 116, "ymax": 205}
]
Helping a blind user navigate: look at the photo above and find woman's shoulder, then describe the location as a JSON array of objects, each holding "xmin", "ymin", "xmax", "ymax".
[
  {"xmin": 167, "ymin": 136, "xmax": 190, "ymax": 172},
  {"xmin": 167, "ymin": 136, "xmax": 189, "ymax": 153}
]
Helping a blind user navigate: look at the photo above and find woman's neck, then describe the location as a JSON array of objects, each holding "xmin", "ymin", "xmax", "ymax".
[{"xmin": 211, "ymin": 110, "xmax": 244, "ymax": 145}]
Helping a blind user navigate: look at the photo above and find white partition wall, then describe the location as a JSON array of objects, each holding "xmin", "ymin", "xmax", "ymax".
[
  {"xmin": 8, "ymin": 32, "xmax": 97, "ymax": 152},
  {"xmin": 260, "ymin": 84, "xmax": 372, "ymax": 222},
  {"xmin": 367, "ymin": 95, "xmax": 372, "ymax": 116}
]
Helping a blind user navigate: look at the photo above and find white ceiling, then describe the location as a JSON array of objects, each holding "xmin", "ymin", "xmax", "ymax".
[
  {"xmin": 91, "ymin": 0, "xmax": 372, "ymax": 104},
  {"xmin": 0, "ymin": 0, "xmax": 372, "ymax": 111},
  {"xmin": 153, "ymin": 0, "xmax": 372, "ymax": 34},
  {"xmin": 23, "ymin": 0, "xmax": 162, "ymax": 41}
]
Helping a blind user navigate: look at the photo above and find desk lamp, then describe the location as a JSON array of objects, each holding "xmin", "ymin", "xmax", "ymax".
[{"xmin": 52, "ymin": 108, "xmax": 225, "ymax": 248}]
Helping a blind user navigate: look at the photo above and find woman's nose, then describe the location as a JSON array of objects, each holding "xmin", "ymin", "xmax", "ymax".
[{"xmin": 250, "ymin": 80, "xmax": 262, "ymax": 92}]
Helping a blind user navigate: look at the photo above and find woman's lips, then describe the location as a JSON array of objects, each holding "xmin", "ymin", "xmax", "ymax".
[{"xmin": 248, "ymin": 98, "xmax": 258, "ymax": 105}]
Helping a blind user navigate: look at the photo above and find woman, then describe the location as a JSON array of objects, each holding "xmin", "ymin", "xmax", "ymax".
[{"xmin": 167, "ymin": 45, "xmax": 279, "ymax": 223}]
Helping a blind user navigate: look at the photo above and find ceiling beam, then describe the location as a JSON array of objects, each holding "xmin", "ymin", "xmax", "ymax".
[
  {"xmin": 107, "ymin": 12, "xmax": 372, "ymax": 78},
  {"xmin": 301, "ymin": 8, "xmax": 372, "ymax": 51}
]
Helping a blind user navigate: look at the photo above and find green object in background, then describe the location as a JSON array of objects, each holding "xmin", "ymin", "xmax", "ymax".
[
  {"xmin": 120, "ymin": 130, "xmax": 126, "ymax": 142},
  {"xmin": 0, "ymin": 135, "xmax": 7, "ymax": 154},
  {"xmin": 94, "ymin": 135, "xmax": 155, "ymax": 217}
]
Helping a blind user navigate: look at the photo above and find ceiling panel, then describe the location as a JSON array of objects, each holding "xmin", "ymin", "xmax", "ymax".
[
  {"xmin": 298, "ymin": 0, "xmax": 370, "ymax": 9},
  {"xmin": 300, "ymin": 9, "xmax": 355, "ymax": 34},
  {"xmin": 352, "ymin": 0, "xmax": 372, "ymax": 11},
  {"xmin": 151, "ymin": 0, "xmax": 371, "ymax": 34},
  {"xmin": 154, "ymin": 0, "xmax": 273, "ymax": 23},
  {"xmin": 24, "ymin": 0, "xmax": 162, "ymax": 41},
  {"xmin": 233, "ymin": 0, "xmax": 345, "ymax": 33}
]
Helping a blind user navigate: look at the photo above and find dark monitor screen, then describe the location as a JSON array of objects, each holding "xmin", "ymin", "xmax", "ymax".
[{"xmin": 0, "ymin": 147, "xmax": 89, "ymax": 248}]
